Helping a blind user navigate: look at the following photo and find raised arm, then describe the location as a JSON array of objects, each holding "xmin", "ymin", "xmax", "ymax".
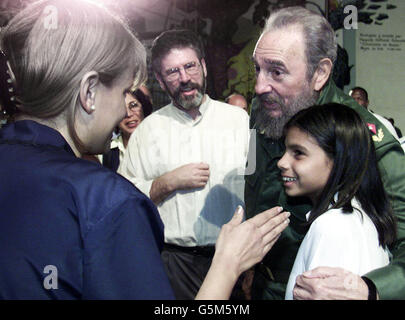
[{"xmin": 196, "ymin": 206, "xmax": 290, "ymax": 300}]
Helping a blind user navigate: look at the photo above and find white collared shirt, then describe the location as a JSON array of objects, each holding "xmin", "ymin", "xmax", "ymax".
[
  {"xmin": 285, "ymin": 197, "xmax": 390, "ymax": 300},
  {"xmin": 97, "ymin": 134, "xmax": 126, "ymax": 165},
  {"xmin": 118, "ymin": 95, "xmax": 250, "ymax": 246},
  {"xmin": 110, "ymin": 134, "xmax": 126, "ymax": 164}
]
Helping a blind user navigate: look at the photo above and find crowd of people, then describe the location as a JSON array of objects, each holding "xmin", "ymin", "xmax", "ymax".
[{"xmin": 0, "ymin": 0, "xmax": 404, "ymax": 300}]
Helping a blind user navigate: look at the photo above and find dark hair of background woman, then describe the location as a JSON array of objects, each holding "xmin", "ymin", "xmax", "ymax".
[{"xmin": 127, "ymin": 88, "xmax": 153, "ymax": 118}]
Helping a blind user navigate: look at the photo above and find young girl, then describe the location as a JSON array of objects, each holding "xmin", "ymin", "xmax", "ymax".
[{"xmin": 279, "ymin": 103, "xmax": 397, "ymax": 300}]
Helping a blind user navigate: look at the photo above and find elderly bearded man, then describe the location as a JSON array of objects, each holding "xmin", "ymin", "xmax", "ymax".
[{"xmin": 245, "ymin": 6, "xmax": 405, "ymax": 300}]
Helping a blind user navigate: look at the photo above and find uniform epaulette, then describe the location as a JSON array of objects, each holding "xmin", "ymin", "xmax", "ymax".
[{"xmin": 367, "ymin": 122, "xmax": 384, "ymax": 142}]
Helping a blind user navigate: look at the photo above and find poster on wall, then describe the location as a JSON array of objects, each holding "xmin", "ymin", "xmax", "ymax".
[{"xmin": 354, "ymin": 0, "xmax": 405, "ymax": 132}]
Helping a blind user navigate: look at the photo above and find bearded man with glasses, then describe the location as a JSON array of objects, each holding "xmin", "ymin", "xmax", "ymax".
[{"xmin": 119, "ymin": 29, "xmax": 253, "ymax": 299}]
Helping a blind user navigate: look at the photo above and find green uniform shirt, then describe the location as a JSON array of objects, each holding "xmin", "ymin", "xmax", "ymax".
[{"xmin": 245, "ymin": 79, "xmax": 405, "ymax": 300}]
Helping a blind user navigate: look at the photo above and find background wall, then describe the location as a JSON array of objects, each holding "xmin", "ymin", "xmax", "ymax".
[
  {"xmin": 352, "ymin": 0, "xmax": 404, "ymax": 132},
  {"xmin": 342, "ymin": 0, "xmax": 404, "ymax": 133}
]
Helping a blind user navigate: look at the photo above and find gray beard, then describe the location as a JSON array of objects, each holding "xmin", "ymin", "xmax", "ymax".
[
  {"xmin": 175, "ymin": 90, "xmax": 204, "ymax": 110},
  {"xmin": 255, "ymin": 89, "xmax": 319, "ymax": 140},
  {"xmin": 170, "ymin": 77, "xmax": 207, "ymax": 110}
]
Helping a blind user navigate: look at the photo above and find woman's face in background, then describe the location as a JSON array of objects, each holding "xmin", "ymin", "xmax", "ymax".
[{"xmin": 119, "ymin": 93, "xmax": 144, "ymax": 137}]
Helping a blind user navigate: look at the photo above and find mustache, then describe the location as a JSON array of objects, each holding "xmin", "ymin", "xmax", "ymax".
[
  {"xmin": 178, "ymin": 81, "xmax": 200, "ymax": 91},
  {"xmin": 173, "ymin": 81, "xmax": 203, "ymax": 99},
  {"xmin": 259, "ymin": 93, "xmax": 283, "ymax": 105}
]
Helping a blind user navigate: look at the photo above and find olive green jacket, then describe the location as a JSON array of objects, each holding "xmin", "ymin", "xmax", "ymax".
[{"xmin": 245, "ymin": 79, "xmax": 405, "ymax": 300}]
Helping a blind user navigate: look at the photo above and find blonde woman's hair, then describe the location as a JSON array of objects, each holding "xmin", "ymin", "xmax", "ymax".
[{"xmin": 1, "ymin": 0, "xmax": 146, "ymax": 151}]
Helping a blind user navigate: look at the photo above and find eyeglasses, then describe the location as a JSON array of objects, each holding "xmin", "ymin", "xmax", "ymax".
[
  {"xmin": 127, "ymin": 100, "xmax": 141, "ymax": 112},
  {"xmin": 164, "ymin": 61, "xmax": 201, "ymax": 82}
]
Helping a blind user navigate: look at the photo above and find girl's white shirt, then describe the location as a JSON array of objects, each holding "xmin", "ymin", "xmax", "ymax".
[{"xmin": 285, "ymin": 197, "xmax": 390, "ymax": 300}]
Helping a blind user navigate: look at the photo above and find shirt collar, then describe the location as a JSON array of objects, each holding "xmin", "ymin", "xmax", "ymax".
[
  {"xmin": 305, "ymin": 194, "xmax": 362, "ymax": 221},
  {"xmin": 306, "ymin": 193, "xmax": 338, "ymax": 221},
  {"xmin": 198, "ymin": 94, "xmax": 210, "ymax": 116},
  {"xmin": 110, "ymin": 134, "xmax": 124, "ymax": 150},
  {"xmin": 0, "ymin": 120, "xmax": 75, "ymax": 155}
]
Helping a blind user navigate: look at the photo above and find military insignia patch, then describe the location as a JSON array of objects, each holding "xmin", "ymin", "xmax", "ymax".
[
  {"xmin": 367, "ymin": 123, "xmax": 377, "ymax": 135},
  {"xmin": 372, "ymin": 128, "xmax": 384, "ymax": 142},
  {"xmin": 367, "ymin": 123, "xmax": 384, "ymax": 142}
]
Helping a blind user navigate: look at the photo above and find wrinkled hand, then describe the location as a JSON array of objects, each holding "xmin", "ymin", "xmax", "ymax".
[
  {"xmin": 214, "ymin": 206, "xmax": 290, "ymax": 279},
  {"xmin": 293, "ymin": 267, "xmax": 370, "ymax": 300},
  {"xmin": 171, "ymin": 162, "xmax": 210, "ymax": 190}
]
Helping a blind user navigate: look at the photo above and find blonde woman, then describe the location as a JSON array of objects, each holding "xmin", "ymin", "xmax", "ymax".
[{"xmin": 0, "ymin": 0, "xmax": 289, "ymax": 299}]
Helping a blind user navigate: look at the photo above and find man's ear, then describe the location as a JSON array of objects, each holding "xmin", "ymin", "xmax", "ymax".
[
  {"xmin": 311, "ymin": 58, "xmax": 333, "ymax": 91},
  {"xmin": 200, "ymin": 58, "xmax": 207, "ymax": 77},
  {"xmin": 79, "ymin": 71, "xmax": 99, "ymax": 114}
]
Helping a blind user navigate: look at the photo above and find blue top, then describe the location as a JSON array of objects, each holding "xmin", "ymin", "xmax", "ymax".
[{"xmin": 0, "ymin": 120, "xmax": 174, "ymax": 299}]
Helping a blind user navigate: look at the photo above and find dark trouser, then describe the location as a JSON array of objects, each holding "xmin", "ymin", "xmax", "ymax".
[
  {"xmin": 161, "ymin": 244, "xmax": 214, "ymax": 300},
  {"xmin": 161, "ymin": 243, "xmax": 246, "ymax": 300},
  {"xmin": 251, "ymin": 263, "xmax": 290, "ymax": 300}
]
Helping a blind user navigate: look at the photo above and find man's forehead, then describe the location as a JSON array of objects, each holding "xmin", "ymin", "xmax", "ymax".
[
  {"xmin": 352, "ymin": 90, "xmax": 366, "ymax": 99},
  {"xmin": 252, "ymin": 56, "xmax": 286, "ymax": 68},
  {"xmin": 253, "ymin": 26, "xmax": 306, "ymax": 63},
  {"xmin": 161, "ymin": 47, "xmax": 199, "ymax": 67}
]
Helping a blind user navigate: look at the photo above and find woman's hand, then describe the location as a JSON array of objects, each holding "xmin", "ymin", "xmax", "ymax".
[
  {"xmin": 215, "ymin": 206, "xmax": 290, "ymax": 278},
  {"xmin": 196, "ymin": 206, "xmax": 290, "ymax": 300}
]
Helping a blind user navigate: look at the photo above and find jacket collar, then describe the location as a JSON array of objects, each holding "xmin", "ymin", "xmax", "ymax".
[
  {"xmin": 0, "ymin": 120, "xmax": 75, "ymax": 155},
  {"xmin": 316, "ymin": 78, "xmax": 357, "ymax": 107},
  {"xmin": 316, "ymin": 78, "xmax": 336, "ymax": 105}
]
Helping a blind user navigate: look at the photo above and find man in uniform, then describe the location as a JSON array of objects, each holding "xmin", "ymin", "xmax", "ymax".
[{"xmin": 246, "ymin": 6, "xmax": 405, "ymax": 300}]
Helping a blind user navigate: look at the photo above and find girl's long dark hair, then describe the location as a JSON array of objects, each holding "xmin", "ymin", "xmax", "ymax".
[{"xmin": 284, "ymin": 103, "xmax": 397, "ymax": 247}]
